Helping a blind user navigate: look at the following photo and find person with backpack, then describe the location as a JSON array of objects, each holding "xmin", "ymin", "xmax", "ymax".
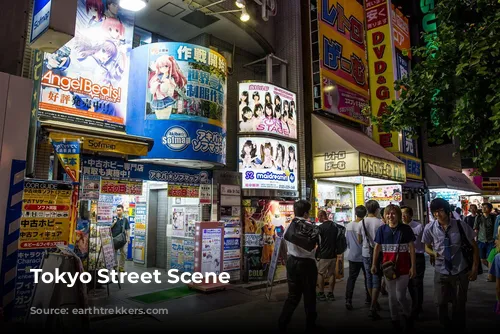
[
  {"xmin": 315, "ymin": 210, "xmax": 346, "ymax": 302},
  {"xmin": 279, "ymin": 200, "xmax": 320, "ymax": 332}
]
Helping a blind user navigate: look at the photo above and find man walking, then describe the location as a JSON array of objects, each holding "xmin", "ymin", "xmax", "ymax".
[
  {"xmin": 345, "ymin": 205, "xmax": 371, "ymax": 310},
  {"xmin": 402, "ymin": 206, "xmax": 425, "ymax": 319},
  {"xmin": 422, "ymin": 198, "xmax": 479, "ymax": 331},
  {"xmin": 111, "ymin": 204, "xmax": 130, "ymax": 272},
  {"xmin": 464, "ymin": 204, "xmax": 478, "ymax": 229},
  {"xmin": 475, "ymin": 203, "xmax": 496, "ymax": 272},
  {"xmin": 279, "ymin": 200, "xmax": 320, "ymax": 332},
  {"xmin": 316, "ymin": 210, "xmax": 339, "ymax": 302}
]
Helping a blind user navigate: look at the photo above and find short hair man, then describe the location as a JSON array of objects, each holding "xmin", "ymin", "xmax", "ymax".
[
  {"xmin": 316, "ymin": 210, "xmax": 339, "ymax": 302},
  {"xmin": 111, "ymin": 204, "xmax": 130, "ymax": 272},
  {"xmin": 474, "ymin": 202, "xmax": 496, "ymax": 269},
  {"xmin": 422, "ymin": 198, "xmax": 479, "ymax": 330},
  {"xmin": 279, "ymin": 200, "xmax": 320, "ymax": 331},
  {"xmin": 464, "ymin": 204, "xmax": 478, "ymax": 229}
]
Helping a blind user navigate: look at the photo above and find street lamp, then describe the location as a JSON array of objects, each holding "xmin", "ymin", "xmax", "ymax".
[{"xmin": 119, "ymin": 0, "xmax": 147, "ymax": 11}]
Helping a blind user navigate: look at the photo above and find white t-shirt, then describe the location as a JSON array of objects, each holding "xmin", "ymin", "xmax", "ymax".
[{"xmin": 359, "ymin": 216, "xmax": 384, "ymax": 258}]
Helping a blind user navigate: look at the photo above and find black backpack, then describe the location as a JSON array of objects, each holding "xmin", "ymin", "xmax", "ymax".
[
  {"xmin": 335, "ymin": 223, "xmax": 347, "ymax": 255},
  {"xmin": 284, "ymin": 217, "xmax": 319, "ymax": 251}
]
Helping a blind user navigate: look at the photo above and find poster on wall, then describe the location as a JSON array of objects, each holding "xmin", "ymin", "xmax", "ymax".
[
  {"xmin": 81, "ymin": 175, "xmax": 100, "ymax": 200},
  {"xmin": 243, "ymin": 199, "xmax": 293, "ymax": 281},
  {"xmin": 238, "ymin": 137, "xmax": 298, "ymax": 191},
  {"xmin": 38, "ymin": 0, "xmax": 135, "ymax": 132},
  {"xmin": 201, "ymin": 228, "xmax": 222, "ymax": 274},
  {"xmin": 364, "ymin": 185, "xmax": 403, "ymax": 207},
  {"xmin": 317, "ymin": 0, "xmax": 369, "ymax": 125},
  {"xmin": 237, "ymin": 82, "xmax": 297, "ymax": 139},
  {"xmin": 171, "ymin": 207, "xmax": 185, "ymax": 236}
]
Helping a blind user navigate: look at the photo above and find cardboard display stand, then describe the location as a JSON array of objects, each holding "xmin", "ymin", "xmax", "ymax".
[{"xmin": 265, "ymin": 237, "xmax": 285, "ymax": 300}]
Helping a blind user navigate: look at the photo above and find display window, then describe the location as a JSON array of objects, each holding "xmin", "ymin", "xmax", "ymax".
[{"xmin": 316, "ymin": 181, "xmax": 355, "ymax": 225}]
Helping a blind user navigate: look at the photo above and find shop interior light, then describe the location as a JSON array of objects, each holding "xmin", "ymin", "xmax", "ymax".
[
  {"xmin": 240, "ymin": 7, "xmax": 250, "ymax": 21},
  {"xmin": 119, "ymin": 0, "xmax": 147, "ymax": 11},
  {"xmin": 235, "ymin": 0, "xmax": 246, "ymax": 8}
]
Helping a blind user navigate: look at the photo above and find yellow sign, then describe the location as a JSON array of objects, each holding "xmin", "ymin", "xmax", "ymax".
[
  {"xmin": 135, "ymin": 223, "xmax": 146, "ymax": 230},
  {"xmin": 394, "ymin": 153, "xmax": 423, "ymax": 180},
  {"xmin": 318, "ymin": 0, "xmax": 369, "ymax": 96},
  {"xmin": 49, "ymin": 132, "xmax": 148, "ymax": 156},
  {"xmin": 20, "ymin": 180, "xmax": 73, "ymax": 249},
  {"xmin": 359, "ymin": 153, "xmax": 406, "ymax": 183},
  {"xmin": 100, "ymin": 179, "xmax": 143, "ymax": 195},
  {"xmin": 365, "ymin": 0, "xmax": 401, "ymax": 152}
]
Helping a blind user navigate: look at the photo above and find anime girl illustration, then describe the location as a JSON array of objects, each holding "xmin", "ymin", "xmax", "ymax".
[
  {"xmin": 287, "ymin": 146, "xmax": 297, "ymax": 173},
  {"xmin": 86, "ymin": 0, "xmax": 105, "ymax": 27},
  {"xmin": 239, "ymin": 91, "xmax": 249, "ymax": 112},
  {"xmin": 75, "ymin": 39, "xmax": 118, "ymax": 85},
  {"xmin": 275, "ymin": 143, "xmax": 285, "ymax": 171},
  {"xmin": 101, "ymin": 17, "xmax": 125, "ymax": 45},
  {"xmin": 239, "ymin": 106, "xmax": 254, "ymax": 132},
  {"xmin": 260, "ymin": 142, "xmax": 274, "ymax": 169},
  {"xmin": 240, "ymin": 140, "xmax": 258, "ymax": 169},
  {"xmin": 44, "ymin": 45, "xmax": 71, "ymax": 76},
  {"xmin": 148, "ymin": 55, "xmax": 187, "ymax": 119}
]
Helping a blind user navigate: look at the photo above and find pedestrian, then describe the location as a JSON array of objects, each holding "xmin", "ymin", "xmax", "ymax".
[
  {"xmin": 372, "ymin": 204, "xmax": 416, "ymax": 331},
  {"xmin": 345, "ymin": 205, "xmax": 371, "ymax": 310},
  {"xmin": 488, "ymin": 230, "xmax": 500, "ymax": 315},
  {"xmin": 359, "ymin": 200, "xmax": 384, "ymax": 320},
  {"xmin": 402, "ymin": 206, "xmax": 425, "ymax": 319},
  {"xmin": 474, "ymin": 202, "xmax": 496, "ymax": 277},
  {"xmin": 487, "ymin": 227, "xmax": 500, "ymax": 283},
  {"xmin": 111, "ymin": 204, "xmax": 130, "ymax": 272},
  {"xmin": 422, "ymin": 198, "xmax": 479, "ymax": 331},
  {"xmin": 464, "ymin": 204, "xmax": 478, "ymax": 230},
  {"xmin": 316, "ymin": 210, "xmax": 341, "ymax": 302},
  {"xmin": 279, "ymin": 200, "xmax": 320, "ymax": 332}
]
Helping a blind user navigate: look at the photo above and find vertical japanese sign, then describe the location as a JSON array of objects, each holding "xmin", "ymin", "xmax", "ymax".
[
  {"xmin": 365, "ymin": 0, "xmax": 401, "ymax": 151},
  {"xmin": 38, "ymin": 0, "xmax": 135, "ymax": 132},
  {"xmin": 391, "ymin": 4, "xmax": 411, "ymax": 58},
  {"xmin": 317, "ymin": 0, "xmax": 369, "ymax": 125}
]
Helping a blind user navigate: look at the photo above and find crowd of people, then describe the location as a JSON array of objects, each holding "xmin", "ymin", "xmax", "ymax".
[{"xmin": 278, "ymin": 199, "xmax": 500, "ymax": 333}]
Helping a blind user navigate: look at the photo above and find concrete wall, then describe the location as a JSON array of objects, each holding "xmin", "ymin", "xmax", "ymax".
[{"xmin": 420, "ymin": 126, "xmax": 463, "ymax": 172}]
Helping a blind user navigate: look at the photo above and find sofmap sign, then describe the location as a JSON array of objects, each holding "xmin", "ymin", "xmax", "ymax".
[
  {"xmin": 238, "ymin": 137, "xmax": 298, "ymax": 191},
  {"xmin": 38, "ymin": 0, "xmax": 135, "ymax": 131},
  {"xmin": 365, "ymin": 0, "xmax": 400, "ymax": 151},
  {"xmin": 31, "ymin": 0, "xmax": 51, "ymax": 44},
  {"xmin": 127, "ymin": 42, "xmax": 227, "ymax": 166},
  {"xmin": 318, "ymin": 0, "xmax": 369, "ymax": 125}
]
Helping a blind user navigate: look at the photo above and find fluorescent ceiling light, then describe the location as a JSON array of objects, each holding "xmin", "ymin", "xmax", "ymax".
[
  {"xmin": 240, "ymin": 7, "xmax": 250, "ymax": 21},
  {"xmin": 235, "ymin": 0, "xmax": 246, "ymax": 8},
  {"xmin": 119, "ymin": 0, "xmax": 147, "ymax": 11}
]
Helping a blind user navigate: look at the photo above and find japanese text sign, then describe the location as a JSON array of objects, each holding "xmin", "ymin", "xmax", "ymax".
[
  {"xmin": 100, "ymin": 179, "xmax": 143, "ymax": 195},
  {"xmin": 391, "ymin": 4, "xmax": 411, "ymax": 58},
  {"xmin": 51, "ymin": 140, "xmax": 80, "ymax": 182},
  {"xmin": 167, "ymin": 185, "xmax": 200, "ymax": 198},
  {"xmin": 359, "ymin": 153, "xmax": 406, "ymax": 183},
  {"xmin": 394, "ymin": 153, "xmax": 422, "ymax": 180}
]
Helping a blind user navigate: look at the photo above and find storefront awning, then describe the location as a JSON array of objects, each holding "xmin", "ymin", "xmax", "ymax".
[
  {"xmin": 425, "ymin": 163, "xmax": 482, "ymax": 195},
  {"xmin": 312, "ymin": 114, "xmax": 406, "ymax": 183},
  {"xmin": 41, "ymin": 121, "xmax": 153, "ymax": 156}
]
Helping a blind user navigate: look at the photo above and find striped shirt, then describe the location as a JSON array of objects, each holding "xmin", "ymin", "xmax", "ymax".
[{"xmin": 374, "ymin": 223, "xmax": 415, "ymax": 276}]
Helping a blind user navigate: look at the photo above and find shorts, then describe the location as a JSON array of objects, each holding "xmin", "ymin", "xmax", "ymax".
[
  {"xmin": 363, "ymin": 256, "xmax": 381, "ymax": 290},
  {"xmin": 317, "ymin": 258, "xmax": 336, "ymax": 278},
  {"xmin": 478, "ymin": 241, "xmax": 495, "ymax": 260}
]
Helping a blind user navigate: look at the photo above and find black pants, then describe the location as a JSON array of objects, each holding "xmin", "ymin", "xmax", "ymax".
[
  {"xmin": 345, "ymin": 260, "xmax": 370, "ymax": 302},
  {"xmin": 408, "ymin": 253, "xmax": 426, "ymax": 314},
  {"xmin": 278, "ymin": 255, "xmax": 318, "ymax": 330}
]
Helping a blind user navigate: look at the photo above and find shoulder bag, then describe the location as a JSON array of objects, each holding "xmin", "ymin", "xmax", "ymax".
[
  {"xmin": 113, "ymin": 218, "xmax": 127, "ymax": 250},
  {"xmin": 457, "ymin": 220, "xmax": 482, "ymax": 275},
  {"xmin": 381, "ymin": 226, "xmax": 402, "ymax": 281},
  {"xmin": 284, "ymin": 218, "xmax": 319, "ymax": 252}
]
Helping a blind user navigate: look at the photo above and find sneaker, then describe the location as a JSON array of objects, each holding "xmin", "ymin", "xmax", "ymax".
[
  {"xmin": 345, "ymin": 300, "xmax": 353, "ymax": 310},
  {"xmin": 317, "ymin": 292, "xmax": 327, "ymax": 301},
  {"xmin": 326, "ymin": 293, "xmax": 335, "ymax": 301}
]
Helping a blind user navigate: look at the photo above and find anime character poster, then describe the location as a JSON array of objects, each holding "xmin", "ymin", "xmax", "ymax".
[
  {"xmin": 243, "ymin": 199, "xmax": 294, "ymax": 281},
  {"xmin": 145, "ymin": 43, "xmax": 227, "ymax": 129},
  {"xmin": 38, "ymin": 0, "xmax": 134, "ymax": 132},
  {"xmin": 171, "ymin": 207, "xmax": 185, "ymax": 237},
  {"xmin": 238, "ymin": 82, "xmax": 297, "ymax": 140},
  {"xmin": 239, "ymin": 137, "xmax": 298, "ymax": 191}
]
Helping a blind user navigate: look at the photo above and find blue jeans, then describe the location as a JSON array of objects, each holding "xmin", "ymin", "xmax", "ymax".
[
  {"xmin": 478, "ymin": 241, "xmax": 495, "ymax": 260},
  {"xmin": 363, "ymin": 256, "xmax": 381, "ymax": 289}
]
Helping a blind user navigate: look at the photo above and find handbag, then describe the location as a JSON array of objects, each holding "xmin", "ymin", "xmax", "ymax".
[
  {"xmin": 457, "ymin": 220, "xmax": 482, "ymax": 275},
  {"xmin": 284, "ymin": 218, "xmax": 319, "ymax": 252},
  {"xmin": 113, "ymin": 218, "xmax": 127, "ymax": 250},
  {"xmin": 381, "ymin": 226, "xmax": 402, "ymax": 281}
]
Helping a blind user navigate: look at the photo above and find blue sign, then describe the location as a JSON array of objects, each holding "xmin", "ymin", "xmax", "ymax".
[
  {"xmin": 31, "ymin": 0, "xmax": 51, "ymax": 44},
  {"xmin": 13, "ymin": 250, "xmax": 45, "ymax": 320},
  {"xmin": 224, "ymin": 238, "xmax": 241, "ymax": 250},
  {"xmin": 82, "ymin": 155, "xmax": 211, "ymax": 185},
  {"xmin": 402, "ymin": 129, "xmax": 417, "ymax": 157},
  {"xmin": 126, "ymin": 42, "xmax": 228, "ymax": 166}
]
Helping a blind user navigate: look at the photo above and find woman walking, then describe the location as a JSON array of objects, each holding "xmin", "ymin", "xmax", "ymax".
[{"xmin": 371, "ymin": 204, "xmax": 416, "ymax": 331}]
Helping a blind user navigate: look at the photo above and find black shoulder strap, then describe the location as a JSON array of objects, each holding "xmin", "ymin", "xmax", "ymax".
[
  {"xmin": 456, "ymin": 220, "xmax": 471, "ymax": 247},
  {"xmin": 362, "ymin": 219, "xmax": 374, "ymax": 248}
]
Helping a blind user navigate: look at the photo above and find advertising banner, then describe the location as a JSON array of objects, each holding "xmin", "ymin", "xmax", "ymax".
[
  {"xmin": 359, "ymin": 153, "xmax": 406, "ymax": 183},
  {"xmin": 364, "ymin": 184, "xmax": 403, "ymax": 207},
  {"xmin": 127, "ymin": 42, "xmax": 228, "ymax": 166},
  {"xmin": 168, "ymin": 184, "xmax": 200, "ymax": 198},
  {"xmin": 38, "ymin": 0, "xmax": 135, "ymax": 132},
  {"xmin": 21, "ymin": 180, "xmax": 73, "ymax": 249},
  {"xmin": 237, "ymin": 82, "xmax": 297, "ymax": 139},
  {"xmin": 201, "ymin": 228, "xmax": 223, "ymax": 274},
  {"xmin": 317, "ymin": 0, "xmax": 369, "ymax": 125},
  {"xmin": 365, "ymin": 0, "xmax": 401, "ymax": 151},
  {"xmin": 391, "ymin": 4, "xmax": 411, "ymax": 58},
  {"xmin": 80, "ymin": 175, "xmax": 100, "ymax": 200},
  {"xmin": 82, "ymin": 155, "xmax": 211, "ymax": 184},
  {"xmin": 238, "ymin": 137, "xmax": 298, "ymax": 191},
  {"xmin": 30, "ymin": 0, "xmax": 51, "ymax": 44},
  {"xmin": 394, "ymin": 153, "xmax": 422, "ymax": 180},
  {"xmin": 100, "ymin": 179, "xmax": 143, "ymax": 195},
  {"xmin": 51, "ymin": 140, "xmax": 80, "ymax": 182}
]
